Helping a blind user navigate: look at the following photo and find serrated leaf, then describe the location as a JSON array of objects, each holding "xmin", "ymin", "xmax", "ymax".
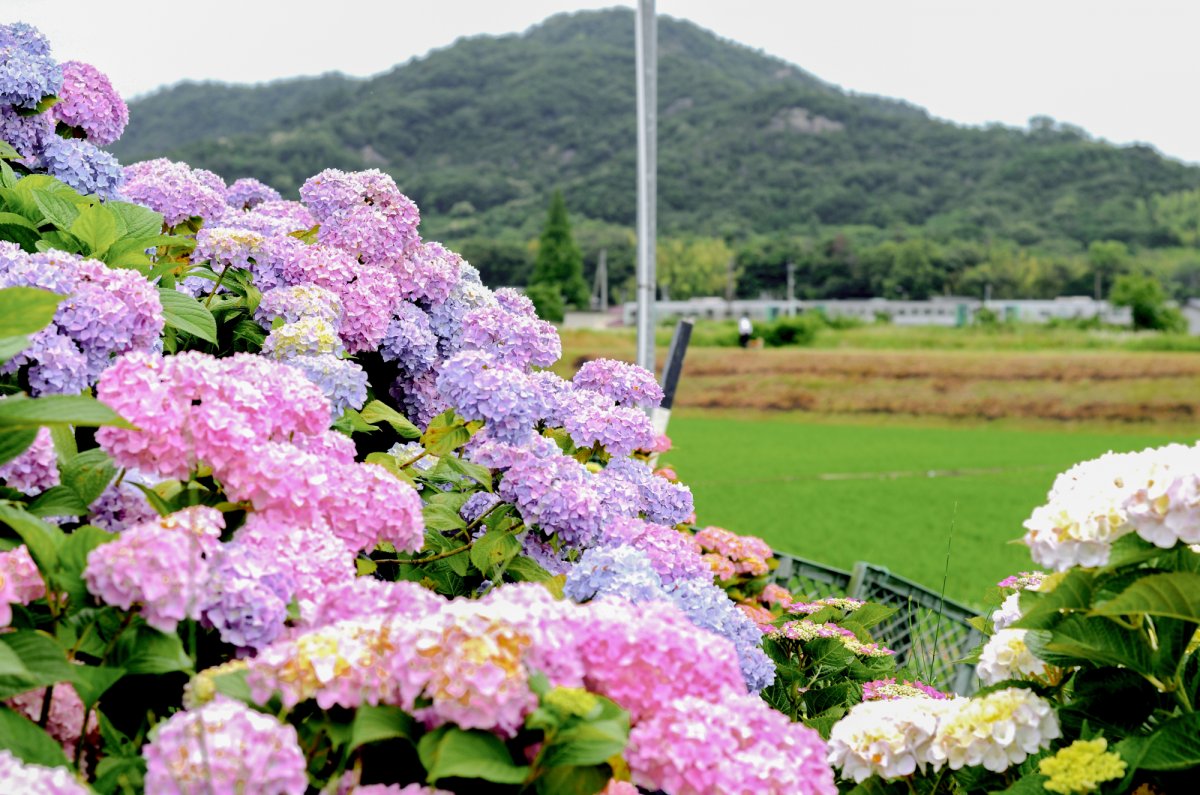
[
  {"xmin": 0, "ymin": 286, "xmax": 62, "ymax": 337},
  {"xmin": 1013, "ymin": 569, "xmax": 1096, "ymax": 630},
  {"xmin": 69, "ymin": 665, "xmax": 124, "ymax": 711},
  {"xmin": 0, "ymin": 211, "xmax": 41, "ymax": 252},
  {"xmin": 157, "ymin": 288, "xmax": 217, "ymax": 344},
  {"xmin": 506, "ymin": 555, "xmax": 554, "ymax": 583},
  {"xmin": 441, "ymin": 455, "xmax": 493, "ymax": 492},
  {"xmin": 1090, "ymin": 572, "xmax": 1200, "ymax": 623},
  {"xmin": 0, "ymin": 140, "xmax": 19, "ymax": 160},
  {"xmin": 1117, "ymin": 713, "xmax": 1200, "ymax": 771},
  {"xmin": 26, "ymin": 485, "xmax": 89, "ymax": 517},
  {"xmin": 360, "ymin": 400, "xmax": 421, "ymax": 438},
  {"xmin": 31, "ymin": 188, "xmax": 80, "ymax": 230},
  {"xmin": 106, "ymin": 201, "xmax": 163, "ymax": 240},
  {"xmin": 419, "ymin": 726, "xmax": 530, "ymax": 784},
  {"xmin": 0, "ymin": 630, "xmax": 73, "ymax": 699},
  {"xmin": 0, "ymin": 706, "xmax": 70, "ymax": 768},
  {"xmin": 422, "ymin": 411, "xmax": 472, "ymax": 457},
  {"xmin": 423, "ymin": 502, "xmax": 467, "ymax": 532},
  {"xmin": 69, "ymin": 204, "xmax": 119, "ymax": 256},
  {"xmin": 0, "ymin": 502, "xmax": 64, "ymax": 574},
  {"xmin": 60, "ymin": 448, "xmax": 116, "ymax": 505},
  {"xmin": 348, "ymin": 704, "xmax": 417, "ymax": 753},
  {"xmin": 0, "ymin": 428, "xmax": 37, "ymax": 466},
  {"xmin": 110, "ymin": 625, "xmax": 193, "ymax": 675},
  {"xmin": 332, "ymin": 408, "xmax": 378, "ymax": 436},
  {"xmin": 0, "ymin": 394, "xmax": 133, "ymax": 430},
  {"xmin": 471, "ymin": 530, "xmax": 521, "ymax": 579},
  {"xmin": 539, "ymin": 717, "xmax": 629, "ymax": 769},
  {"xmin": 57, "ymin": 525, "xmax": 117, "ymax": 609}
]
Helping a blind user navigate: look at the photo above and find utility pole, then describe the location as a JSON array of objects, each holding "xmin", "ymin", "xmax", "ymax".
[
  {"xmin": 786, "ymin": 261, "xmax": 796, "ymax": 316},
  {"xmin": 725, "ymin": 254, "xmax": 736, "ymax": 317},
  {"xmin": 591, "ymin": 248, "xmax": 608, "ymax": 311},
  {"xmin": 635, "ymin": 0, "xmax": 657, "ymax": 373}
]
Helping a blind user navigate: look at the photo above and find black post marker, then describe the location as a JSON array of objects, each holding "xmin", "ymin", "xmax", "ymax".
[{"xmin": 649, "ymin": 317, "xmax": 693, "ymax": 466}]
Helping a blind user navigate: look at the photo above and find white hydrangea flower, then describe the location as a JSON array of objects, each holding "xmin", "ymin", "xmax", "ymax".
[
  {"xmin": 929, "ymin": 688, "xmax": 1060, "ymax": 772},
  {"xmin": 976, "ymin": 629, "xmax": 1049, "ymax": 685},
  {"xmin": 990, "ymin": 592, "xmax": 1023, "ymax": 631},
  {"xmin": 827, "ymin": 698, "xmax": 959, "ymax": 782},
  {"xmin": 1023, "ymin": 445, "xmax": 1191, "ymax": 570},
  {"xmin": 1124, "ymin": 447, "xmax": 1200, "ymax": 549}
]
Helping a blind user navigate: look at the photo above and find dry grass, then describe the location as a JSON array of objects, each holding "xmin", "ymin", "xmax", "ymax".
[{"xmin": 557, "ymin": 330, "xmax": 1200, "ymax": 424}]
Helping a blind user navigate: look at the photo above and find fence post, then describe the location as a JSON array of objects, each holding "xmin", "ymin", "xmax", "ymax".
[{"xmin": 848, "ymin": 561, "xmax": 869, "ymax": 598}]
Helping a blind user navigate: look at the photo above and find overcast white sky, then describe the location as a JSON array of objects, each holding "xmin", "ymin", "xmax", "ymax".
[{"xmin": 9, "ymin": 0, "xmax": 1200, "ymax": 163}]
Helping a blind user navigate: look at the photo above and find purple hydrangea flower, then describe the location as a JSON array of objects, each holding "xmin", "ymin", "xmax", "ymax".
[
  {"xmin": 0, "ymin": 23, "xmax": 62, "ymax": 109},
  {"xmin": 498, "ymin": 450, "xmax": 603, "ymax": 547},
  {"xmin": 666, "ymin": 577, "xmax": 776, "ymax": 692},
  {"xmin": 52, "ymin": 60, "xmax": 128, "ymax": 145},
  {"xmin": 0, "ymin": 106, "xmax": 53, "ymax": 165},
  {"xmin": 461, "ymin": 303, "xmax": 561, "ymax": 369},
  {"xmin": 392, "ymin": 241, "xmax": 462, "ymax": 304},
  {"xmin": 23, "ymin": 329, "xmax": 88, "ymax": 395},
  {"xmin": 338, "ymin": 266, "xmax": 398, "ymax": 353},
  {"xmin": 436, "ymin": 350, "xmax": 545, "ymax": 445},
  {"xmin": 225, "ymin": 177, "xmax": 281, "ymax": 210},
  {"xmin": 255, "ymin": 284, "xmax": 343, "ymax": 329},
  {"xmin": 520, "ymin": 531, "xmax": 572, "ymax": 575},
  {"xmin": 559, "ymin": 388, "xmax": 657, "ymax": 457},
  {"xmin": 390, "ymin": 370, "xmax": 445, "ymax": 429},
  {"xmin": 574, "ymin": 358, "xmax": 664, "ymax": 410},
  {"xmin": 281, "ymin": 353, "xmax": 368, "ymax": 418},
  {"xmin": 460, "ymin": 492, "xmax": 500, "ymax": 524},
  {"xmin": 602, "ymin": 456, "xmax": 695, "ymax": 526},
  {"xmin": 565, "ymin": 545, "xmax": 667, "ymax": 604},
  {"xmin": 122, "ymin": 158, "xmax": 226, "ymax": 226},
  {"xmin": 602, "ymin": 516, "xmax": 710, "ymax": 585},
  {"xmin": 40, "ymin": 137, "xmax": 124, "ymax": 199},
  {"xmin": 88, "ymin": 475, "xmax": 157, "ymax": 533},
  {"xmin": 428, "ymin": 275, "xmax": 496, "ymax": 357},
  {"xmin": 0, "ymin": 426, "xmax": 59, "ymax": 494},
  {"xmin": 380, "ymin": 300, "xmax": 438, "ymax": 375},
  {"xmin": 493, "ymin": 287, "xmax": 536, "ymax": 317},
  {"xmin": 300, "ymin": 168, "xmax": 420, "ymax": 265},
  {"xmin": 275, "ymin": 240, "xmax": 357, "ymax": 291},
  {"xmin": 201, "ymin": 546, "xmax": 294, "ymax": 653}
]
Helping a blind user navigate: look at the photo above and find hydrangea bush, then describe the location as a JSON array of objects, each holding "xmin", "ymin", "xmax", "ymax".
[{"xmin": 1, "ymin": 21, "xmax": 1197, "ymax": 795}]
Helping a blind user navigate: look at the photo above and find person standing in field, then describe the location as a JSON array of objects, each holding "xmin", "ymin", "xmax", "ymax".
[{"xmin": 738, "ymin": 312, "xmax": 753, "ymax": 348}]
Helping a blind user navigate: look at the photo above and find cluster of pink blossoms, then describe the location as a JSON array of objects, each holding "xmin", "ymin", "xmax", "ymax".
[
  {"xmin": 94, "ymin": 351, "xmax": 423, "ymax": 555},
  {"xmin": 693, "ymin": 525, "xmax": 774, "ymax": 579},
  {"xmin": 142, "ymin": 697, "xmax": 309, "ymax": 794},
  {"xmin": 237, "ymin": 583, "xmax": 829, "ymax": 790},
  {"xmin": 0, "ymin": 544, "xmax": 44, "ymax": 627}
]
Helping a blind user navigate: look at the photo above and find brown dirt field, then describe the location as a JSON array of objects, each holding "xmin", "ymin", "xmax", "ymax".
[{"xmin": 555, "ymin": 335, "xmax": 1200, "ymax": 424}]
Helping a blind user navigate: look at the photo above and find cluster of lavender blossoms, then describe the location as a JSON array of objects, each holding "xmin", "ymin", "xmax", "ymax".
[
  {"xmin": 0, "ymin": 27, "xmax": 843, "ymax": 787},
  {"xmin": 0, "ymin": 23, "xmax": 125, "ymax": 196}
]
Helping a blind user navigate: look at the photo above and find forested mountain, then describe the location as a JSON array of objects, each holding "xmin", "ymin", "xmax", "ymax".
[{"xmin": 114, "ymin": 8, "xmax": 1200, "ymax": 250}]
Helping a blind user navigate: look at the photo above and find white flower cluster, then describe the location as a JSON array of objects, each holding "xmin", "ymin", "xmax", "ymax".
[
  {"xmin": 976, "ymin": 629, "xmax": 1051, "ymax": 685},
  {"xmin": 828, "ymin": 688, "xmax": 1059, "ymax": 782},
  {"xmin": 1022, "ymin": 444, "xmax": 1198, "ymax": 570},
  {"xmin": 929, "ymin": 688, "xmax": 1060, "ymax": 772},
  {"xmin": 990, "ymin": 592, "xmax": 1024, "ymax": 630}
]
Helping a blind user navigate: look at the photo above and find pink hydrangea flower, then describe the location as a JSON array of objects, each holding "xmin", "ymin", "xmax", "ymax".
[
  {"xmin": 0, "ymin": 544, "xmax": 46, "ymax": 627},
  {"xmin": 83, "ymin": 507, "xmax": 223, "ymax": 632},
  {"xmin": 142, "ymin": 698, "xmax": 308, "ymax": 794}
]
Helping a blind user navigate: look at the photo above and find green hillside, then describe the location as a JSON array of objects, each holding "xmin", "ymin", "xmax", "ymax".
[{"xmin": 113, "ymin": 8, "xmax": 1200, "ymax": 298}]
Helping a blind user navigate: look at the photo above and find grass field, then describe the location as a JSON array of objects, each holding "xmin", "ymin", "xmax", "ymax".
[
  {"xmin": 556, "ymin": 326, "xmax": 1200, "ymax": 604},
  {"xmin": 657, "ymin": 414, "xmax": 1195, "ymax": 605}
]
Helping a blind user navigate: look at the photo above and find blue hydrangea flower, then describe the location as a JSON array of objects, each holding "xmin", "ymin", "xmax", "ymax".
[
  {"xmin": 201, "ymin": 546, "xmax": 294, "ymax": 654},
  {"xmin": 281, "ymin": 353, "xmax": 367, "ymax": 417},
  {"xmin": 40, "ymin": 137, "xmax": 124, "ymax": 199},
  {"xmin": 436, "ymin": 350, "xmax": 545, "ymax": 445},
  {"xmin": 564, "ymin": 545, "xmax": 667, "ymax": 604},
  {"xmin": 380, "ymin": 301, "xmax": 438, "ymax": 375},
  {"xmin": 460, "ymin": 491, "xmax": 500, "ymax": 524},
  {"xmin": 0, "ymin": 23, "xmax": 62, "ymax": 109},
  {"xmin": 666, "ymin": 577, "xmax": 777, "ymax": 693}
]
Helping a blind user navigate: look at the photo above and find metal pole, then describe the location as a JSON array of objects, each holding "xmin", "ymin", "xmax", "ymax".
[
  {"xmin": 599, "ymin": 248, "xmax": 608, "ymax": 312},
  {"xmin": 635, "ymin": 0, "xmax": 657, "ymax": 373},
  {"xmin": 786, "ymin": 261, "xmax": 796, "ymax": 317},
  {"xmin": 649, "ymin": 317, "xmax": 692, "ymax": 467}
]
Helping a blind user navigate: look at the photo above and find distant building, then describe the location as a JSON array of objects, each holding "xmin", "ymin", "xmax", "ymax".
[{"xmin": 623, "ymin": 296, "xmax": 1150, "ymax": 329}]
